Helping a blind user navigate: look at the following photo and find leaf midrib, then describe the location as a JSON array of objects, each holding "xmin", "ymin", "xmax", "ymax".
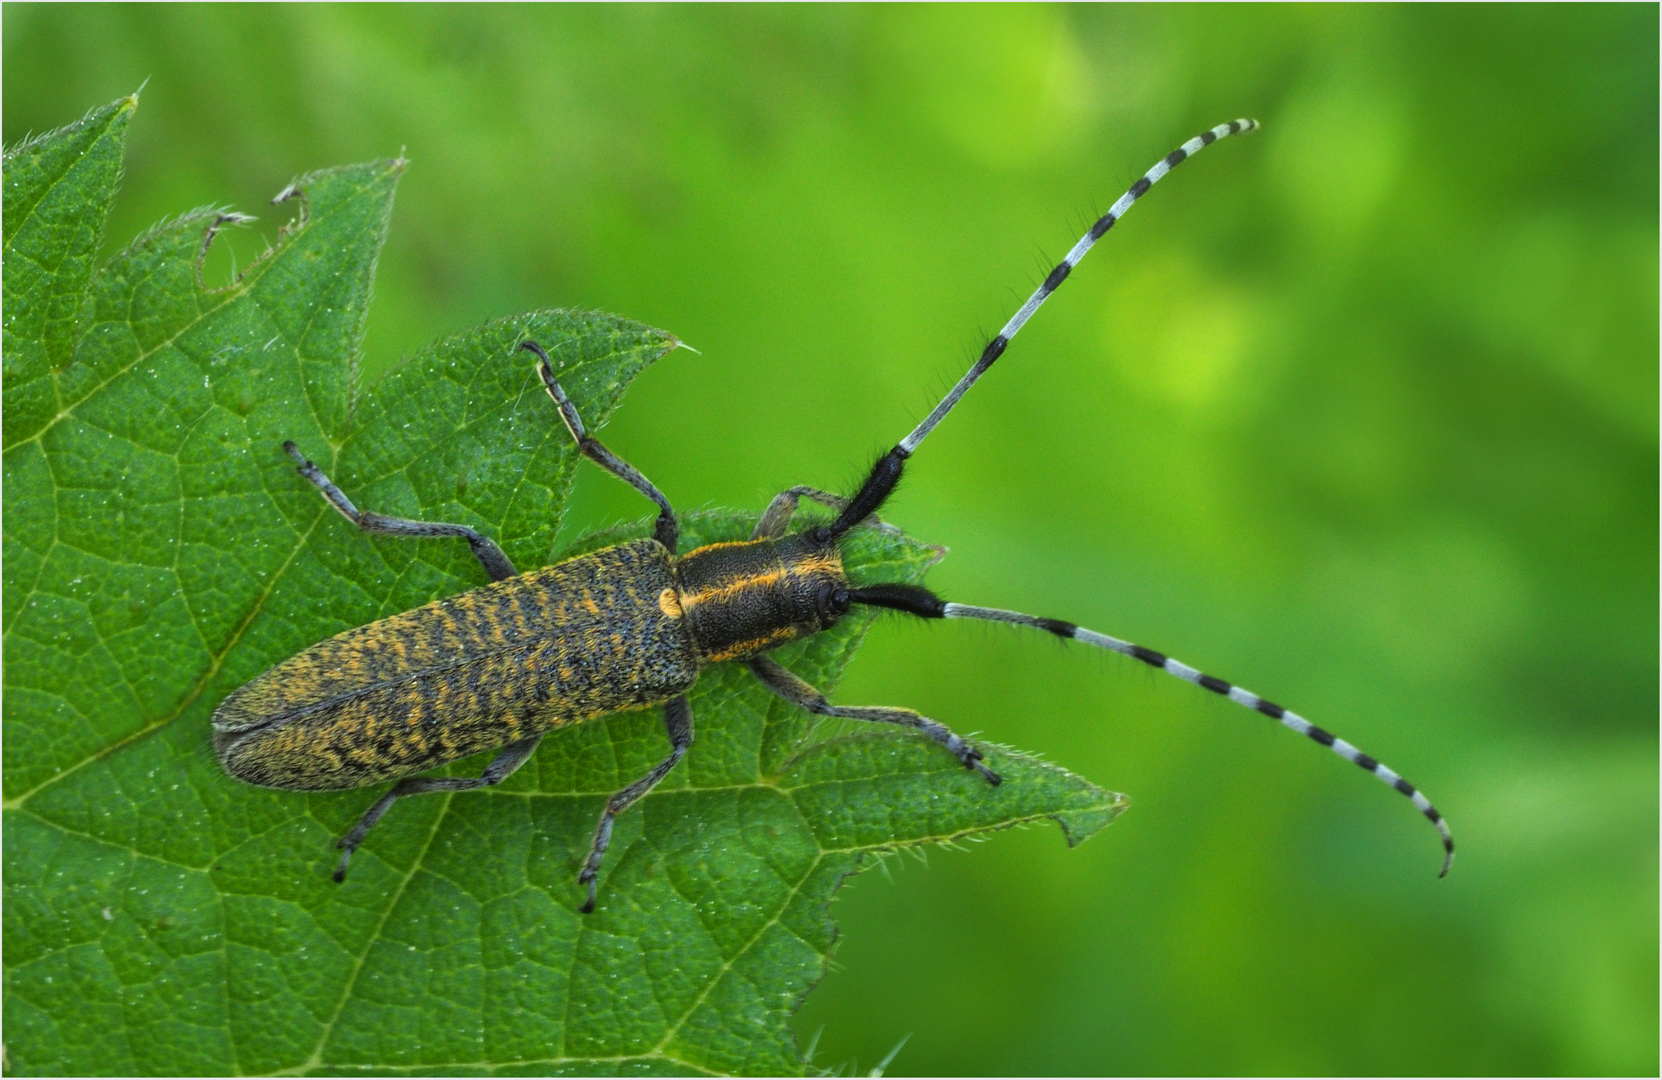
[
  {"xmin": 0, "ymin": 502, "xmax": 332, "ymax": 810},
  {"xmin": 0, "ymin": 99, "xmax": 132, "ymax": 253}
]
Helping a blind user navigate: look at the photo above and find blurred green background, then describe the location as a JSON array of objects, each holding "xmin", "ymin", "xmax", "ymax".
[{"xmin": 5, "ymin": 4, "xmax": 1655, "ymax": 1075}]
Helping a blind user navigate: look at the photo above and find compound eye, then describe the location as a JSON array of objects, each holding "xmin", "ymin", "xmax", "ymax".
[{"xmin": 817, "ymin": 583, "xmax": 850, "ymax": 620}]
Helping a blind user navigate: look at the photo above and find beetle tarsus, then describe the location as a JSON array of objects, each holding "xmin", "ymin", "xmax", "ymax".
[{"xmin": 961, "ymin": 746, "xmax": 1002, "ymax": 786}]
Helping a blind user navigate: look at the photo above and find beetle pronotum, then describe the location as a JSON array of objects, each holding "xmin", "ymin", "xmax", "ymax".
[{"xmin": 213, "ymin": 119, "xmax": 1453, "ymax": 912}]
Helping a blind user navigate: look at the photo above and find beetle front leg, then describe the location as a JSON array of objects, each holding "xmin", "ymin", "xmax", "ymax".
[
  {"xmin": 579, "ymin": 695, "xmax": 694, "ymax": 913},
  {"xmin": 751, "ymin": 485, "xmax": 901, "ymax": 540}
]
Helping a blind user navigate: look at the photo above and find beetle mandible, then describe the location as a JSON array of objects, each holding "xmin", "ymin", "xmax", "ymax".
[{"xmin": 212, "ymin": 119, "xmax": 1453, "ymax": 913}]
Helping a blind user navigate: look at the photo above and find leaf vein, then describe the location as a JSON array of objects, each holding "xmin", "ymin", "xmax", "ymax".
[
  {"xmin": 4, "ymin": 504, "xmax": 328, "ymax": 810},
  {"xmin": 294, "ymin": 791, "xmax": 455, "ymax": 1075}
]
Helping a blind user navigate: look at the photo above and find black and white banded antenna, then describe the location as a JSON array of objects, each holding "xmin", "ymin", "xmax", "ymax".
[
  {"xmin": 898, "ymin": 117, "xmax": 1260, "ymax": 456},
  {"xmin": 824, "ymin": 119, "xmax": 1262, "ymax": 540},
  {"xmin": 941, "ymin": 602, "xmax": 1455, "ymax": 877},
  {"xmin": 832, "ymin": 118, "xmax": 1455, "ymax": 877}
]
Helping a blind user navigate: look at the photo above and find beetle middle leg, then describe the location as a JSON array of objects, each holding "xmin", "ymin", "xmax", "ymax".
[
  {"xmin": 746, "ymin": 654, "xmax": 1001, "ymax": 784},
  {"xmin": 333, "ymin": 734, "xmax": 543, "ymax": 882},
  {"xmin": 284, "ymin": 441, "xmax": 518, "ymax": 582},
  {"xmin": 519, "ymin": 340, "xmax": 681, "ymax": 554},
  {"xmin": 579, "ymin": 694, "xmax": 694, "ymax": 913}
]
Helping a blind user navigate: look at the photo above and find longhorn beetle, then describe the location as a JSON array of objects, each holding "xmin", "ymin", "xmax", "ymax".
[{"xmin": 213, "ymin": 118, "xmax": 1454, "ymax": 912}]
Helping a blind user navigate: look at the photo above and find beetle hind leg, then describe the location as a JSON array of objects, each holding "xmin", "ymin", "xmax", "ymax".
[
  {"xmin": 283, "ymin": 441, "xmax": 518, "ymax": 582},
  {"xmin": 579, "ymin": 695, "xmax": 694, "ymax": 913},
  {"xmin": 332, "ymin": 735, "xmax": 542, "ymax": 882}
]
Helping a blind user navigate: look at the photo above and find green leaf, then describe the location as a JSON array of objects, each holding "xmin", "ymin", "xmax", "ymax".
[
  {"xmin": 2, "ymin": 94, "xmax": 136, "ymax": 448},
  {"xmin": 3, "ymin": 96, "xmax": 1124, "ymax": 1077}
]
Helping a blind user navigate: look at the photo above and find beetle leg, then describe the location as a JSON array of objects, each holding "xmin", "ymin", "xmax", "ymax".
[
  {"xmin": 579, "ymin": 695, "xmax": 694, "ymax": 913},
  {"xmin": 746, "ymin": 654, "xmax": 1000, "ymax": 784},
  {"xmin": 284, "ymin": 441, "xmax": 518, "ymax": 582},
  {"xmin": 519, "ymin": 340, "xmax": 681, "ymax": 554},
  {"xmin": 751, "ymin": 486, "xmax": 900, "ymax": 540},
  {"xmin": 332, "ymin": 735, "xmax": 542, "ymax": 882}
]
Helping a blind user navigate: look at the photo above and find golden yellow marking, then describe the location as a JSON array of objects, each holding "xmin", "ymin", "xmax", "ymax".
[
  {"xmin": 787, "ymin": 553, "xmax": 844, "ymax": 580},
  {"xmin": 706, "ymin": 626, "xmax": 797, "ymax": 662},
  {"xmin": 681, "ymin": 539, "xmax": 767, "ymax": 555},
  {"xmin": 679, "ymin": 569, "xmax": 785, "ymax": 610},
  {"xmin": 657, "ymin": 588, "xmax": 683, "ymax": 619}
]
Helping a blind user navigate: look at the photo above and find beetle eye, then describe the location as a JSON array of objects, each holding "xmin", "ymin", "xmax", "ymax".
[{"xmin": 817, "ymin": 583, "xmax": 849, "ymax": 619}]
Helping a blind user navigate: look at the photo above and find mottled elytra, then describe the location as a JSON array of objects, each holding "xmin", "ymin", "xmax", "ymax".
[{"xmin": 213, "ymin": 119, "xmax": 1453, "ymax": 913}]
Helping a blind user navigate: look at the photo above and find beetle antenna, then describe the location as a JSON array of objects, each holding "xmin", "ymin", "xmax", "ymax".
[
  {"xmin": 847, "ymin": 583, "xmax": 1454, "ymax": 877},
  {"xmin": 824, "ymin": 119, "xmax": 1259, "ymax": 541}
]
